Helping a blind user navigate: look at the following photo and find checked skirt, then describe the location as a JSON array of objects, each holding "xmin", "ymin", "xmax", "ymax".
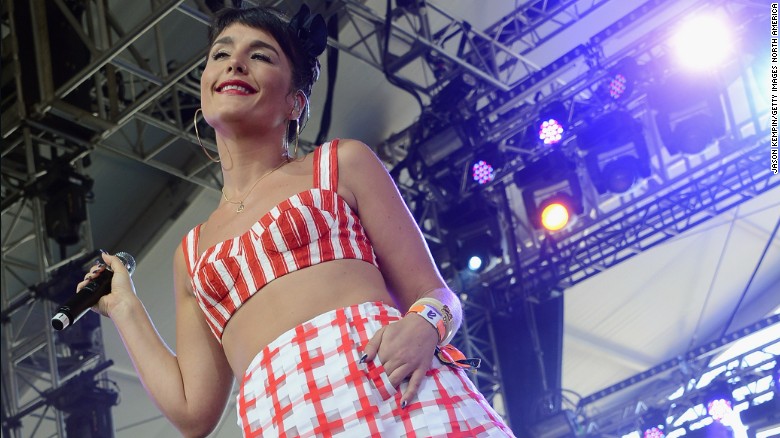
[{"xmin": 237, "ymin": 301, "xmax": 515, "ymax": 437}]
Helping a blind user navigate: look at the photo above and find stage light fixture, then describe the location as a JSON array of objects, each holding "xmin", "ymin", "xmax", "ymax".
[
  {"xmin": 640, "ymin": 409, "xmax": 667, "ymax": 438},
  {"xmin": 472, "ymin": 160, "xmax": 495, "ymax": 185},
  {"xmin": 514, "ymin": 150, "xmax": 583, "ymax": 232},
  {"xmin": 44, "ymin": 168, "xmax": 94, "ymax": 247},
  {"xmin": 539, "ymin": 195, "xmax": 573, "ymax": 232},
  {"xmin": 671, "ymin": 13, "xmax": 733, "ymax": 72},
  {"xmin": 704, "ymin": 380, "xmax": 735, "ymax": 423},
  {"xmin": 438, "ymin": 195, "xmax": 503, "ymax": 273},
  {"xmin": 417, "ymin": 125, "xmax": 467, "ymax": 167},
  {"xmin": 430, "ymin": 72, "xmax": 477, "ymax": 114},
  {"xmin": 599, "ymin": 57, "xmax": 639, "ymax": 102},
  {"xmin": 650, "ymin": 73, "xmax": 725, "ymax": 155},
  {"xmin": 536, "ymin": 101, "xmax": 568, "ymax": 146},
  {"xmin": 470, "ymin": 142, "xmax": 507, "ymax": 186},
  {"xmin": 578, "ymin": 111, "xmax": 651, "ymax": 195},
  {"xmin": 457, "ymin": 237, "xmax": 495, "ymax": 273}
]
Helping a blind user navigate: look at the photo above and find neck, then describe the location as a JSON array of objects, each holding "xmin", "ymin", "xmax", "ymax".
[{"xmin": 216, "ymin": 130, "xmax": 289, "ymax": 192}]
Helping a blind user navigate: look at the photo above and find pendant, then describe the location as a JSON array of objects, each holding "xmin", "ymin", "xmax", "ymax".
[{"xmin": 236, "ymin": 203, "xmax": 245, "ymax": 213}]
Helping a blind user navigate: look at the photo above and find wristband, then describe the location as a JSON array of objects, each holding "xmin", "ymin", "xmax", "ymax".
[
  {"xmin": 412, "ymin": 297, "xmax": 455, "ymax": 345},
  {"xmin": 406, "ymin": 303, "xmax": 446, "ymax": 344}
]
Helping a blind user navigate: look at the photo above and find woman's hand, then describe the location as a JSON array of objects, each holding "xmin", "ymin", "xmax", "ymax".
[
  {"xmin": 74, "ymin": 252, "xmax": 138, "ymax": 319},
  {"xmin": 362, "ymin": 313, "xmax": 440, "ymax": 408}
]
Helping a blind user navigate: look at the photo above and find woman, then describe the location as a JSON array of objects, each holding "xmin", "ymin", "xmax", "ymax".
[{"xmin": 81, "ymin": 5, "xmax": 514, "ymax": 437}]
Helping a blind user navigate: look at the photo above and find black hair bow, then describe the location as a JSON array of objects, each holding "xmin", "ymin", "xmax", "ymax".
[{"xmin": 289, "ymin": 4, "xmax": 327, "ymax": 58}]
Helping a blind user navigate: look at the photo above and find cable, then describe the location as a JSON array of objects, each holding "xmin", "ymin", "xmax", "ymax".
[
  {"xmin": 315, "ymin": 11, "xmax": 339, "ymax": 145},
  {"xmin": 719, "ymin": 215, "xmax": 780, "ymax": 338},
  {"xmin": 383, "ymin": 0, "xmax": 425, "ymax": 114}
]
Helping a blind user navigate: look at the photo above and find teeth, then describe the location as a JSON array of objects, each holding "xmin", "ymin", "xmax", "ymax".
[{"xmin": 221, "ymin": 84, "xmax": 252, "ymax": 93}]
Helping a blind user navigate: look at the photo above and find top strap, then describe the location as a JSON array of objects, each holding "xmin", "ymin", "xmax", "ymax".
[
  {"xmin": 180, "ymin": 226, "xmax": 199, "ymax": 278},
  {"xmin": 313, "ymin": 139, "xmax": 340, "ymax": 191}
]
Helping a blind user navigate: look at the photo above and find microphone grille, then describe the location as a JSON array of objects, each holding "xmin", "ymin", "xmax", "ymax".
[{"xmin": 115, "ymin": 251, "xmax": 137, "ymax": 275}]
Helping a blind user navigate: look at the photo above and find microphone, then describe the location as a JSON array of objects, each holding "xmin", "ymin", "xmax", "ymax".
[{"xmin": 51, "ymin": 251, "xmax": 136, "ymax": 331}]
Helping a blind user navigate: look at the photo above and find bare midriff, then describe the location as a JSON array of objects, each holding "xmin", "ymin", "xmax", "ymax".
[{"xmin": 221, "ymin": 259, "xmax": 393, "ymax": 378}]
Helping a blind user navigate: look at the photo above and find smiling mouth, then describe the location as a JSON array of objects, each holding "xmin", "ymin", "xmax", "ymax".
[{"xmin": 216, "ymin": 83, "xmax": 257, "ymax": 94}]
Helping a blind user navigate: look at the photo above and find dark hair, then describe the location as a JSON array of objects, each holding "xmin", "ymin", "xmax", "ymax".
[{"xmin": 208, "ymin": 7, "xmax": 321, "ymax": 124}]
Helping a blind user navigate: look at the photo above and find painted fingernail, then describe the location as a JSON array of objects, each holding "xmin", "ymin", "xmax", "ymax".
[
  {"xmin": 359, "ymin": 354, "xmax": 367, "ymax": 363},
  {"xmin": 401, "ymin": 400, "xmax": 407, "ymax": 409},
  {"xmin": 99, "ymin": 249, "xmax": 108, "ymax": 255}
]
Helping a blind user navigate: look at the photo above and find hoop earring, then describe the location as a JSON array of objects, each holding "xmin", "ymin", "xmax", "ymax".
[
  {"xmin": 193, "ymin": 108, "xmax": 220, "ymax": 163},
  {"xmin": 290, "ymin": 119, "xmax": 300, "ymax": 159}
]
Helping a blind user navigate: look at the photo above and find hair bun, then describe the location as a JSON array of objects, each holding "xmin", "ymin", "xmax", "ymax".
[{"xmin": 288, "ymin": 4, "xmax": 327, "ymax": 59}]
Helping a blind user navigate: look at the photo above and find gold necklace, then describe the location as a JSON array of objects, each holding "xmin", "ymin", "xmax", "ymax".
[{"xmin": 221, "ymin": 159, "xmax": 289, "ymax": 213}]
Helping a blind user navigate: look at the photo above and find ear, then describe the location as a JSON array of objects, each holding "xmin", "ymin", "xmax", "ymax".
[{"xmin": 290, "ymin": 90, "xmax": 307, "ymax": 120}]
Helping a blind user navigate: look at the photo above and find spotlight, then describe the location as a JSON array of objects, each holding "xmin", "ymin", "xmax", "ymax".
[
  {"xmin": 438, "ymin": 195, "xmax": 502, "ymax": 273},
  {"xmin": 43, "ymin": 167, "xmax": 94, "ymax": 247},
  {"xmin": 598, "ymin": 57, "xmax": 639, "ymax": 102},
  {"xmin": 416, "ymin": 125, "xmax": 467, "ymax": 167},
  {"xmin": 536, "ymin": 101, "xmax": 568, "ymax": 146},
  {"xmin": 671, "ymin": 13, "xmax": 734, "ymax": 72},
  {"xmin": 539, "ymin": 195, "xmax": 574, "ymax": 232},
  {"xmin": 650, "ymin": 73, "xmax": 725, "ymax": 155},
  {"xmin": 702, "ymin": 380, "xmax": 735, "ymax": 423},
  {"xmin": 640, "ymin": 409, "xmax": 667, "ymax": 438},
  {"xmin": 470, "ymin": 142, "xmax": 507, "ymax": 186},
  {"xmin": 578, "ymin": 111, "xmax": 651, "ymax": 194},
  {"xmin": 457, "ymin": 237, "xmax": 496, "ymax": 273},
  {"xmin": 514, "ymin": 150, "xmax": 583, "ymax": 232},
  {"xmin": 472, "ymin": 160, "xmax": 495, "ymax": 185}
]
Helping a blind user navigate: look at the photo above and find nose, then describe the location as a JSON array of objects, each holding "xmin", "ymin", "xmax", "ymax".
[{"xmin": 227, "ymin": 60, "xmax": 246, "ymax": 74}]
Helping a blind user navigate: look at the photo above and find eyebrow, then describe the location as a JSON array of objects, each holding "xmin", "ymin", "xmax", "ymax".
[{"xmin": 211, "ymin": 36, "xmax": 281, "ymax": 57}]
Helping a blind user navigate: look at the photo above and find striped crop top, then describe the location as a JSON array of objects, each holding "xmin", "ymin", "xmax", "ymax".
[{"xmin": 181, "ymin": 140, "xmax": 378, "ymax": 342}]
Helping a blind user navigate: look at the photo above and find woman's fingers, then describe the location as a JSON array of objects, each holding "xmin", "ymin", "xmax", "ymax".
[
  {"xmin": 362, "ymin": 325, "xmax": 385, "ymax": 363},
  {"xmin": 399, "ymin": 367, "xmax": 428, "ymax": 408},
  {"xmin": 368, "ymin": 316, "xmax": 438, "ymax": 409}
]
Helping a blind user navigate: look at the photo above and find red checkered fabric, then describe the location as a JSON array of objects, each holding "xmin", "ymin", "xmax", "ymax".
[
  {"xmin": 237, "ymin": 301, "xmax": 515, "ymax": 437},
  {"xmin": 181, "ymin": 140, "xmax": 378, "ymax": 342}
]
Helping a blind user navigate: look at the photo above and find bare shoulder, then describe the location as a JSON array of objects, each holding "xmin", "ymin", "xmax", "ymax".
[
  {"xmin": 335, "ymin": 139, "xmax": 391, "ymax": 208},
  {"xmin": 336, "ymin": 138, "xmax": 389, "ymax": 184},
  {"xmin": 336, "ymin": 138, "xmax": 382, "ymax": 167}
]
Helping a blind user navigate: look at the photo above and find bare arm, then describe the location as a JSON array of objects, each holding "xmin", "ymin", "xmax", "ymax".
[
  {"xmin": 90, "ymin": 249, "xmax": 234, "ymax": 437},
  {"xmin": 336, "ymin": 139, "xmax": 463, "ymax": 404}
]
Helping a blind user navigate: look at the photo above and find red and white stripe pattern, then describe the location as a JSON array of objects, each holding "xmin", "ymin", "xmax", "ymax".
[
  {"xmin": 237, "ymin": 301, "xmax": 515, "ymax": 437},
  {"xmin": 181, "ymin": 140, "xmax": 378, "ymax": 341}
]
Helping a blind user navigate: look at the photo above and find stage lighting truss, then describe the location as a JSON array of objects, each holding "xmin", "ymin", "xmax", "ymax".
[
  {"xmin": 514, "ymin": 150, "xmax": 584, "ymax": 232},
  {"xmin": 572, "ymin": 314, "xmax": 779, "ymax": 438},
  {"xmin": 578, "ymin": 111, "xmax": 651, "ymax": 195},
  {"xmin": 650, "ymin": 72, "xmax": 726, "ymax": 156}
]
